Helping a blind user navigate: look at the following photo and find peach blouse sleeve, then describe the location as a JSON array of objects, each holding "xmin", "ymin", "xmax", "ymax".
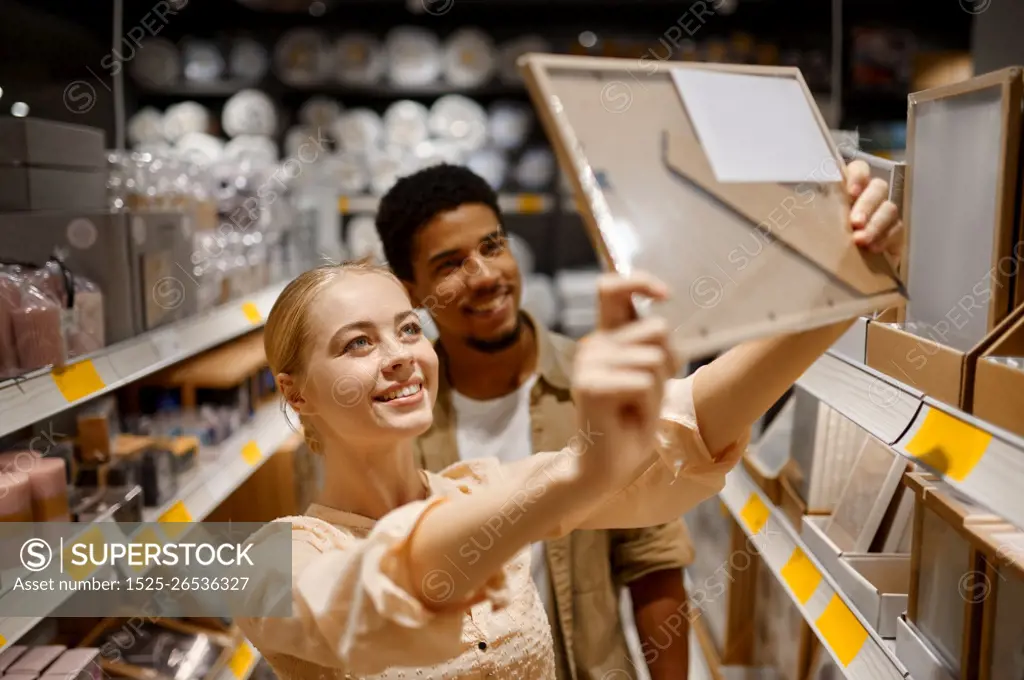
[
  {"xmin": 563, "ymin": 369, "xmax": 749, "ymax": 533},
  {"xmin": 235, "ymin": 495, "xmax": 510, "ymax": 676}
]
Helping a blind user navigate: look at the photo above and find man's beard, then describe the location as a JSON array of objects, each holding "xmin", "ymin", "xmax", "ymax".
[{"xmin": 466, "ymin": 314, "xmax": 524, "ymax": 353}]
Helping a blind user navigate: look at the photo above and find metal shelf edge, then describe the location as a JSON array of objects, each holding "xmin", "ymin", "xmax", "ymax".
[{"xmin": 718, "ymin": 467, "xmax": 907, "ymax": 680}]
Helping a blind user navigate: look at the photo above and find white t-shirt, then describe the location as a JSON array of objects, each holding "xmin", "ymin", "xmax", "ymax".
[{"xmin": 450, "ymin": 374, "xmax": 551, "ymax": 612}]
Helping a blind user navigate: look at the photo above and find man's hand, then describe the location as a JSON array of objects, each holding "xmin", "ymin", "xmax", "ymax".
[{"xmin": 846, "ymin": 159, "xmax": 905, "ymax": 263}]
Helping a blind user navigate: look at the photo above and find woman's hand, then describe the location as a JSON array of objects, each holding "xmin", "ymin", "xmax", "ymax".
[
  {"xmin": 571, "ymin": 272, "xmax": 680, "ymax": 492},
  {"xmin": 846, "ymin": 159, "xmax": 904, "ymax": 262}
]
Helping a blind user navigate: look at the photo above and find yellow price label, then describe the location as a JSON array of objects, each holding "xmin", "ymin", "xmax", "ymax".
[
  {"xmin": 159, "ymin": 501, "xmax": 193, "ymax": 539},
  {"xmin": 517, "ymin": 194, "xmax": 546, "ymax": 214},
  {"xmin": 242, "ymin": 441, "xmax": 262, "ymax": 466},
  {"xmin": 242, "ymin": 302, "xmax": 263, "ymax": 325},
  {"xmin": 905, "ymin": 408, "xmax": 991, "ymax": 482},
  {"xmin": 816, "ymin": 594, "xmax": 868, "ymax": 666},
  {"xmin": 739, "ymin": 493, "xmax": 771, "ymax": 534},
  {"xmin": 229, "ymin": 643, "xmax": 255, "ymax": 679},
  {"xmin": 781, "ymin": 548, "xmax": 822, "ymax": 605},
  {"xmin": 51, "ymin": 360, "xmax": 105, "ymax": 402}
]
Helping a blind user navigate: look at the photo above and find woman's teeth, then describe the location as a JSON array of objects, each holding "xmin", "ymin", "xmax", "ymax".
[{"xmin": 377, "ymin": 384, "xmax": 422, "ymax": 402}]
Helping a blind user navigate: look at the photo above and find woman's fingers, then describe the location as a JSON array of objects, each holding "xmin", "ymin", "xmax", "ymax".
[
  {"xmin": 850, "ymin": 178, "xmax": 889, "ymax": 231},
  {"xmin": 597, "ymin": 271, "xmax": 670, "ymax": 332},
  {"xmin": 845, "ymin": 159, "xmax": 872, "ymax": 201}
]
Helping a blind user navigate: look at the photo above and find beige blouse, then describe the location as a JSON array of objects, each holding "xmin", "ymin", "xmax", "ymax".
[{"xmin": 235, "ymin": 372, "xmax": 748, "ymax": 680}]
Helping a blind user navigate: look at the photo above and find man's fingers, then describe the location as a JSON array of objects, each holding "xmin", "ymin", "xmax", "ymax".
[
  {"xmin": 598, "ymin": 271, "xmax": 670, "ymax": 331},
  {"xmin": 845, "ymin": 160, "xmax": 871, "ymax": 201},
  {"xmin": 849, "ymin": 178, "xmax": 889, "ymax": 230}
]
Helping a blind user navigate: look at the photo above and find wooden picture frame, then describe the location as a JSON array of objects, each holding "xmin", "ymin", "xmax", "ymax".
[
  {"xmin": 825, "ymin": 435, "xmax": 909, "ymax": 553},
  {"xmin": 901, "ymin": 67, "xmax": 1024, "ymax": 349},
  {"xmin": 518, "ymin": 53, "xmax": 904, "ymax": 359}
]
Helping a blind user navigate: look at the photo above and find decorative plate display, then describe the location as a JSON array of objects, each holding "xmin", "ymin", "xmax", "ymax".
[
  {"xmin": 330, "ymin": 108, "xmax": 384, "ymax": 154},
  {"xmin": 229, "ymin": 37, "xmax": 270, "ymax": 82},
  {"xmin": 383, "ymin": 100, "xmax": 431, "ymax": 149},
  {"xmin": 466, "ymin": 148, "xmax": 508, "ymax": 190},
  {"xmin": 129, "ymin": 38, "xmax": 181, "ymax": 87},
  {"xmin": 428, "ymin": 95, "xmax": 488, "ymax": 153},
  {"xmin": 488, "ymin": 101, "xmax": 533, "ymax": 150},
  {"xmin": 335, "ymin": 33, "xmax": 386, "ymax": 85},
  {"xmin": 176, "ymin": 132, "xmax": 226, "ymax": 166},
  {"xmin": 299, "ymin": 96, "xmax": 343, "ymax": 130},
  {"xmin": 163, "ymin": 101, "xmax": 212, "ymax": 142},
  {"xmin": 275, "ymin": 28, "xmax": 332, "ymax": 85},
  {"xmin": 224, "ymin": 135, "xmax": 279, "ymax": 168},
  {"xmin": 385, "ymin": 26, "xmax": 443, "ymax": 87},
  {"xmin": 181, "ymin": 39, "xmax": 226, "ymax": 82},
  {"xmin": 443, "ymin": 28, "xmax": 497, "ymax": 88},
  {"xmin": 222, "ymin": 89, "xmax": 278, "ymax": 138},
  {"xmin": 513, "ymin": 147, "xmax": 555, "ymax": 190},
  {"xmin": 127, "ymin": 107, "xmax": 168, "ymax": 146}
]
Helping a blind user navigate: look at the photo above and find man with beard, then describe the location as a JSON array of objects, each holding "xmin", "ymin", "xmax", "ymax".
[{"xmin": 374, "ymin": 164, "xmax": 693, "ymax": 680}]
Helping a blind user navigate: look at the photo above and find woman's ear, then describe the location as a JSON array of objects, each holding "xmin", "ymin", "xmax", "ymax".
[{"xmin": 276, "ymin": 373, "xmax": 307, "ymax": 413}]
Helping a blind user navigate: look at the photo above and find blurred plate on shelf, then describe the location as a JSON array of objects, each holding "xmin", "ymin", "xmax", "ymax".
[
  {"xmin": 181, "ymin": 39, "xmax": 226, "ymax": 82},
  {"xmin": 498, "ymin": 35, "xmax": 552, "ymax": 84},
  {"xmin": 284, "ymin": 125, "xmax": 315, "ymax": 158},
  {"xmin": 385, "ymin": 27, "xmax": 443, "ymax": 87},
  {"xmin": 443, "ymin": 28, "xmax": 497, "ymax": 88},
  {"xmin": 331, "ymin": 108, "xmax": 384, "ymax": 154},
  {"xmin": 429, "ymin": 95, "xmax": 488, "ymax": 152},
  {"xmin": 127, "ymin": 107, "xmax": 167, "ymax": 146},
  {"xmin": 176, "ymin": 132, "xmax": 226, "ymax": 166},
  {"xmin": 523, "ymin": 274, "xmax": 558, "ymax": 328},
  {"xmin": 507, "ymin": 232, "xmax": 535, "ymax": 274},
  {"xmin": 224, "ymin": 135, "xmax": 279, "ymax": 168},
  {"xmin": 335, "ymin": 33, "xmax": 386, "ymax": 85},
  {"xmin": 130, "ymin": 38, "xmax": 181, "ymax": 87},
  {"xmin": 466, "ymin": 148, "xmax": 507, "ymax": 190},
  {"xmin": 383, "ymin": 100, "xmax": 431, "ymax": 149},
  {"xmin": 275, "ymin": 28, "xmax": 332, "ymax": 85},
  {"xmin": 299, "ymin": 96, "xmax": 343, "ymax": 130},
  {"xmin": 367, "ymin": 147, "xmax": 407, "ymax": 195},
  {"xmin": 163, "ymin": 101, "xmax": 212, "ymax": 142},
  {"xmin": 411, "ymin": 139, "xmax": 465, "ymax": 169},
  {"xmin": 222, "ymin": 89, "xmax": 278, "ymax": 137},
  {"xmin": 488, "ymin": 101, "xmax": 533, "ymax": 150},
  {"xmin": 329, "ymin": 152, "xmax": 370, "ymax": 194},
  {"xmin": 514, "ymin": 147, "xmax": 555, "ymax": 190},
  {"xmin": 229, "ymin": 37, "xmax": 270, "ymax": 81},
  {"xmin": 347, "ymin": 215, "xmax": 386, "ymax": 263}
]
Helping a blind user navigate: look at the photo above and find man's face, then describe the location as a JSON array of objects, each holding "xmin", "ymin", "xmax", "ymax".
[{"xmin": 406, "ymin": 203, "xmax": 523, "ymax": 351}]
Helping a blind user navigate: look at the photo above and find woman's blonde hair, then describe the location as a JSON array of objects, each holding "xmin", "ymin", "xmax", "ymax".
[{"xmin": 264, "ymin": 258, "xmax": 399, "ymax": 453}]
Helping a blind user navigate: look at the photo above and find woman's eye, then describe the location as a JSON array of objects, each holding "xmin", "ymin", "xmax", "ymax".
[
  {"xmin": 401, "ymin": 322, "xmax": 423, "ymax": 337},
  {"xmin": 343, "ymin": 336, "xmax": 371, "ymax": 353}
]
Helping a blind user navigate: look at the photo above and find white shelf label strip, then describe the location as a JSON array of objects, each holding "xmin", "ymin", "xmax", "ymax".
[{"xmin": 719, "ymin": 468, "xmax": 906, "ymax": 680}]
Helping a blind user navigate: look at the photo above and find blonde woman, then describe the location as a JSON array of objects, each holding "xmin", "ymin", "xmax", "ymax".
[{"xmin": 236, "ymin": 160, "xmax": 903, "ymax": 679}]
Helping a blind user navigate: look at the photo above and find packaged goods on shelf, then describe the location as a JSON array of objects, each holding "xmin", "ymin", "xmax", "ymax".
[
  {"xmin": 867, "ymin": 66, "xmax": 1024, "ymax": 411},
  {"xmin": 0, "ymin": 118, "xmax": 107, "ymax": 213}
]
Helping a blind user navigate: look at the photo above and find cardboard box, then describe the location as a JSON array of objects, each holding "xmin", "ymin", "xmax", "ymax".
[
  {"xmin": 0, "ymin": 118, "xmax": 105, "ymax": 169},
  {"xmin": 972, "ymin": 304, "xmax": 1024, "ymax": 437},
  {"xmin": 0, "ymin": 166, "xmax": 107, "ymax": 212}
]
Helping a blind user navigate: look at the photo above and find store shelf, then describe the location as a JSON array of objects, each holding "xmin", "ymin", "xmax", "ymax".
[
  {"xmin": 797, "ymin": 345, "xmax": 1024, "ymax": 531},
  {"xmin": 718, "ymin": 467, "xmax": 907, "ymax": 680},
  {"xmin": 339, "ymin": 192, "xmax": 560, "ymax": 215},
  {"xmin": 0, "ymin": 282, "xmax": 286, "ymax": 440},
  {"xmin": 0, "ymin": 402, "xmax": 294, "ymax": 648}
]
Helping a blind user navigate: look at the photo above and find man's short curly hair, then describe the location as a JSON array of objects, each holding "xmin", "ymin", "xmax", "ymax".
[{"xmin": 375, "ymin": 164, "xmax": 502, "ymax": 281}]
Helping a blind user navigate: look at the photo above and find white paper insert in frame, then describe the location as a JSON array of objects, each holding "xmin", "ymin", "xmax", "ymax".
[{"xmin": 670, "ymin": 69, "xmax": 840, "ymax": 184}]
